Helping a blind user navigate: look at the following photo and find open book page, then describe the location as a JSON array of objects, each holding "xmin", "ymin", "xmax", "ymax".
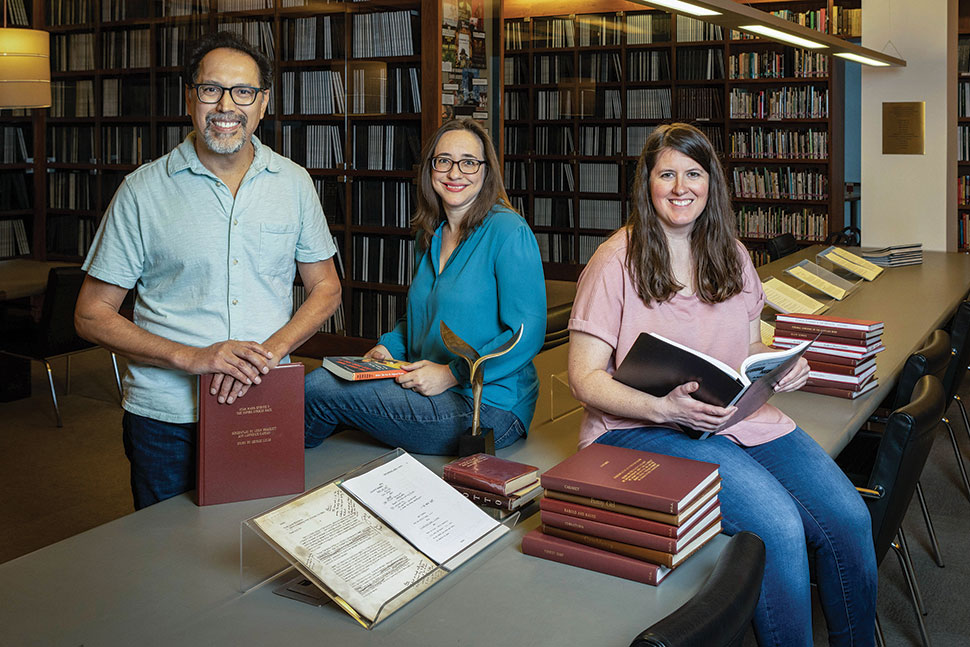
[
  {"xmin": 760, "ymin": 320, "xmax": 776, "ymax": 346},
  {"xmin": 786, "ymin": 265, "xmax": 848, "ymax": 300},
  {"xmin": 341, "ymin": 453, "xmax": 506, "ymax": 566},
  {"xmin": 740, "ymin": 338, "xmax": 813, "ymax": 383},
  {"xmin": 762, "ymin": 277, "xmax": 826, "ymax": 314},
  {"xmin": 824, "ymin": 248, "xmax": 883, "ymax": 280},
  {"xmin": 252, "ymin": 481, "xmax": 440, "ymax": 624}
]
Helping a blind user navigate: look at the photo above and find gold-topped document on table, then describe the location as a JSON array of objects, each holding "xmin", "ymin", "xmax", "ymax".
[
  {"xmin": 786, "ymin": 265, "xmax": 848, "ymax": 300},
  {"xmin": 762, "ymin": 277, "xmax": 826, "ymax": 314},
  {"xmin": 822, "ymin": 248, "xmax": 883, "ymax": 281},
  {"xmin": 760, "ymin": 320, "xmax": 775, "ymax": 346}
]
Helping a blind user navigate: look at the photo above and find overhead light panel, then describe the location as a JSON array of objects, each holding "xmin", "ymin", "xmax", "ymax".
[
  {"xmin": 739, "ymin": 24, "xmax": 826, "ymax": 49},
  {"xmin": 834, "ymin": 52, "xmax": 891, "ymax": 67},
  {"xmin": 642, "ymin": 0, "xmax": 720, "ymax": 18}
]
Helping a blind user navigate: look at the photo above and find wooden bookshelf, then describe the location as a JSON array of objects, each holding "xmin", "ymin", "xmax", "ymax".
[
  {"xmin": 500, "ymin": 1, "xmax": 846, "ymax": 275},
  {"xmin": 5, "ymin": 0, "xmax": 453, "ymax": 354},
  {"xmin": 958, "ymin": 0, "xmax": 970, "ymax": 251}
]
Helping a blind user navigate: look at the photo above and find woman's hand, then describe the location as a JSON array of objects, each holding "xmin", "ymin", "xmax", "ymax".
[
  {"xmin": 364, "ymin": 344, "xmax": 394, "ymax": 360},
  {"xmin": 395, "ymin": 360, "xmax": 458, "ymax": 397},
  {"xmin": 774, "ymin": 356, "xmax": 810, "ymax": 393},
  {"xmin": 658, "ymin": 382, "xmax": 737, "ymax": 432}
]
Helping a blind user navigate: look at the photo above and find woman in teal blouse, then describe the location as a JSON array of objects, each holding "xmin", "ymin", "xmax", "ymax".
[{"xmin": 304, "ymin": 120, "xmax": 546, "ymax": 454}]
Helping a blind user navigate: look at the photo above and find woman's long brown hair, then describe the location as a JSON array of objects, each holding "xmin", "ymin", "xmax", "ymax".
[
  {"xmin": 412, "ymin": 119, "xmax": 510, "ymax": 250},
  {"xmin": 625, "ymin": 123, "xmax": 744, "ymax": 305}
]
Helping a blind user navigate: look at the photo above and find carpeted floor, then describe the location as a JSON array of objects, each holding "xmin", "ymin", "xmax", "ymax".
[{"xmin": 2, "ymin": 347, "xmax": 969, "ymax": 646}]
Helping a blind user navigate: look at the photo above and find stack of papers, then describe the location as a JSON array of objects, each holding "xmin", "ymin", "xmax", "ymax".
[{"xmin": 860, "ymin": 243, "xmax": 922, "ymax": 267}]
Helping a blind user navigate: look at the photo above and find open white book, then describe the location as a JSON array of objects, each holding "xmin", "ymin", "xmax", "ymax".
[{"xmin": 612, "ymin": 332, "xmax": 813, "ymax": 436}]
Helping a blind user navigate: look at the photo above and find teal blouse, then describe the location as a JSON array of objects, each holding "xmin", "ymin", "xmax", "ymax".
[{"xmin": 378, "ymin": 205, "xmax": 546, "ymax": 429}]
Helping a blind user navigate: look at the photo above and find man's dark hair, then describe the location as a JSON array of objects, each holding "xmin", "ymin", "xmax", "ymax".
[{"xmin": 185, "ymin": 31, "xmax": 273, "ymax": 90}]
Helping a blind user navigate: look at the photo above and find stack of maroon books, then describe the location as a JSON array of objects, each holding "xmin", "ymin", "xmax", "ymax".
[
  {"xmin": 442, "ymin": 453, "xmax": 542, "ymax": 517},
  {"xmin": 771, "ymin": 313, "xmax": 885, "ymax": 399},
  {"xmin": 521, "ymin": 444, "xmax": 722, "ymax": 586}
]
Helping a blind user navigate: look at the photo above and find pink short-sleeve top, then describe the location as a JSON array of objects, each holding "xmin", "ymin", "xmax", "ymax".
[{"xmin": 569, "ymin": 230, "xmax": 796, "ymax": 449}]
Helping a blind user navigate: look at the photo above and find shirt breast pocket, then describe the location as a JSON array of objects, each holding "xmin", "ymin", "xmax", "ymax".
[{"xmin": 258, "ymin": 223, "xmax": 299, "ymax": 278}]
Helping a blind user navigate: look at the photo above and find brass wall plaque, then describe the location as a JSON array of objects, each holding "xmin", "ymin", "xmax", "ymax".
[{"xmin": 882, "ymin": 102, "xmax": 925, "ymax": 154}]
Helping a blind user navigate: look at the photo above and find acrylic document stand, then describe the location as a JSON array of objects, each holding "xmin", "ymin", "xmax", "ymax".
[
  {"xmin": 239, "ymin": 448, "xmax": 518, "ymax": 629},
  {"xmin": 784, "ymin": 258, "xmax": 860, "ymax": 301},
  {"xmin": 815, "ymin": 245, "xmax": 883, "ymax": 283}
]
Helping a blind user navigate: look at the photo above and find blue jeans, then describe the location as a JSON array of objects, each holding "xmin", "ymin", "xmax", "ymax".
[
  {"xmin": 597, "ymin": 426, "xmax": 877, "ymax": 647},
  {"xmin": 304, "ymin": 367, "xmax": 527, "ymax": 455},
  {"xmin": 122, "ymin": 411, "xmax": 196, "ymax": 510}
]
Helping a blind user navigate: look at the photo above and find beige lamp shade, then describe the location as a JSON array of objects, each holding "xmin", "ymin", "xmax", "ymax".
[{"xmin": 0, "ymin": 28, "xmax": 51, "ymax": 109}]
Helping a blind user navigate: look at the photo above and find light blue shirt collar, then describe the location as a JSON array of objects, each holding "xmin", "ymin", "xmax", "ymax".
[{"xmin": 165, "ymin": 132, "xmax": 281, "ymax": 178}]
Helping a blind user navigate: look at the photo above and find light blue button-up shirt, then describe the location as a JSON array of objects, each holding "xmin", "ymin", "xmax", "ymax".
[{"xmin": 83, "ymin": 134, "xmax": 336, "ymax": 423}]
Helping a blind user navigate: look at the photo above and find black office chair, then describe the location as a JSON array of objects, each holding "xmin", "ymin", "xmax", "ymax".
[
  {"xmin": 765, "ymin": 233, "xmax": 798, "ymax": 262},
  {"xmin": 629, "ymin": 531, "xmax": 765, "ymax": 647},
  {"xmin": 542, "ymin": 301, "xmax": 571, "ymax": 351},
  {"xmin": 858, "ymin": 375, "xmax": 946, "ymax": 647},
  {"xmin": 941, "ymin": 301, "xmax": 970, "ymax": 484},
  {"xmin": 839, "ymin": 329, "xmax": 950, "ymax": 569},
  {"xmin": 0, "ymin": 267, "xmax": 121, "ymax": 427}
]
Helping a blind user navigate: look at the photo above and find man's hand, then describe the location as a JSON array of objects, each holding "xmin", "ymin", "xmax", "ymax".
[
  {"xmin": 395, "ymin": 360, "xmax": 458, "ymax": 397},
  {"xmin": 190, "ymin": 340, "xmax": 273, "ymax": 404}
]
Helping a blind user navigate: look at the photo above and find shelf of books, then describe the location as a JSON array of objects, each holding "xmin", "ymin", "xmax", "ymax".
[
  {"xmin": 958, "ymin": 1, "xmax": 970, "ymax": 251},
  {"xmin": 501, "ymin": 1, "xmax": 846, "ymax": 276},
  {"xmin": 20, "ymin": 0, "xmax": 444, "ymax": 353}
]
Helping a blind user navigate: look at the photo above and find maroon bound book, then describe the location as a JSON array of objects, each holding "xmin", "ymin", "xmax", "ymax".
[
  {"xmin": 802, "ymin": 349, "xmax": 878, "ymax": 365},
  {"xmin": 521, "ymin": 529, "xmax": 670, "ymax": 586},
  {"xmin": 806, "ymin": 372, "xmax": 876, "ymax": 390},
  {"xmin": 540, "ymin": 444, "xmax": 719, "ymax": 514},
  {"xmin": 539, "ymin": 493, "xmax": 720, "ymax": 538},
  {"xmin": 196, "ymin": 363, "xmax": 305, "ymax": 506},
  {"xmin": 806, "ymin": 358, "xmax": 876, "ymax": 376},
  {"xmin": 801, "ymin": 380, "xmax": 879, "ymax": 399},
  {"xmin": 543, "ymin": 481, "xmax": 720, "ymax": 526},
  {"xmin": 443, "ymin": 453, "xmax": 539, "ymax": 495},
  {"xmin": 449, "ymin": 481, "xmax": 543, "ymax": 511},
  {"xmin": 773, "ymin": 327, "xmax": 880, "ymax": 346},
  {"xmin": 774, "ymin": 313, "xmax": 884, "ymax": 333},
  {"xmin": 540, "ymin": 505, "xmax": 721, "ymax": 553},
  {"xmin": 773, "ymin": 322, "xmax": 881, "ymax": 342}
]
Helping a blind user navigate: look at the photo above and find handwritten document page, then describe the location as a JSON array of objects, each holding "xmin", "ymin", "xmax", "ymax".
[
  {"xmin": 786, "ymin": 265, "xmax": 848, "ymax": 300},
  {"xmin": 342, "ymin": 453, "xmax": 506, "ymax": 566},
  {"xmin": 762, "ymin": 277, "xmax": 825, "ymax": 314},
  {"xmin": 252, "ymin": 481, "xmax": 439, "ymax": 624},
  {"xmin": 825, "ymin": 248, "xmax": 883, "ymax": 281}
]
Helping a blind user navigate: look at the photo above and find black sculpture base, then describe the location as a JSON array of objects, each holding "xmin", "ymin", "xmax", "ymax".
[{"xmin": 458, "ymin": 427, "xmax": 495, "ymax": 458}]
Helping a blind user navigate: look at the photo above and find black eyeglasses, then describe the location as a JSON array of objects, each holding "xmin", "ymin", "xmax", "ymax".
[
  {"xmin": 188, "ymin": 83, "xmax": 265, "ymax": 106},
  {"xmin": 431, "ymin": 156, "xmax": 487, "ymax": 174}
]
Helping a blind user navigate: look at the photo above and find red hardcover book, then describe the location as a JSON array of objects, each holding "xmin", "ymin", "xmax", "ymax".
[
  {"xmin": 806, "ymin": 373, "xmax": 875, "ymax": 391},
  {"xmin": 807, "ymin": 365, "xmax": 877, "ymax": 387},
  {"xmin": 774, "ymin": 313, "xmax": 884, "ymax": 333},
  {"xmin": 321, "ymin": 356, "xmax": 407, "ymax": 381},
  {"xmin": 197, "ymin": 363, "xmax": 305, "ymax": 506},
  {"xmin": 801, "ymin": 351, "xmax": 867, "ymax": 366},
  {"xmin": 521, "ymin": 529, "xmax": 670, "ymax": 586},
  {"xmin": 539, "ymin": 493, "xmax": 720, "ymax": 539},
  {"xmin": 790, "ymin": 344, "xmax": 884, "ymax": 361},
  {"xmin": 544, "ymin": 480, "xmax": 720, "ymax": 526},
  {"xmin": 540, "ymin": 519, "xmax": 722, "ymax": 568},
  {"xmin": 773, "ymin": 327, "xmax": 881, "ymax": 346},
  {"xmin": 806, "ymin": 358, "xmax": 876, "ymax": 376},
  {"xmin": 773, "ymin": 322, "xmax": 880, "ymax": 342},
  {"xmin": 801, "ymin": 379, "xmax": 879, "ymax": 399},
  {"xmin": 449, "ymin": 481, "xmax": 543, "ymax": 511},
  {"xmin": 540, "ymin": 444, "xmax": 719, "ymax": 514},
  {"xmin": 774, "ymin": 334, "xmax": 882, "ymax": 355},
  {"xmin": 540, "ymin": 503, "xmax": 721, "ymax": 553},
  {"xmin": 443, "ymin": 453, "xmax": 539, "ymax": 495}
]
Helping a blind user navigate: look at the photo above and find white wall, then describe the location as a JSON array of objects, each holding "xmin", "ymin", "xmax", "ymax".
[{"xmin": 861, "ymin": 0, "xmax": 956, "ymax": 251}]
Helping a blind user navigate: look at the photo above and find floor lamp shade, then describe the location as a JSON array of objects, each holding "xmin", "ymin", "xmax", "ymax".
[{"xmin": 0, "ymin": 27, "xmax": 51, "ymax": 109}]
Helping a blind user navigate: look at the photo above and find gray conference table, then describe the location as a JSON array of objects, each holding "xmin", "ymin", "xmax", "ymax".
[{"xmin": 3, "ymin": 248, "xmax": 970, "ymax": 646}]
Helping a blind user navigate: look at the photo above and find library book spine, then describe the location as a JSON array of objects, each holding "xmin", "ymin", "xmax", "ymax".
[{"xmin": 521, "ymin": 529, "xmax": 669, "ymax": 586}]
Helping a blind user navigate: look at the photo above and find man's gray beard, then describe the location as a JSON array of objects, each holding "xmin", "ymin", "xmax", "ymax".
[{"xmin": 202, "ymin": 112, "xmax": 248, "ymax": 154}]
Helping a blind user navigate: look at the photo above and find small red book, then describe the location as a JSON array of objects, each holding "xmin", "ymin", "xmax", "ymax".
[
  {"xmin": 521, "ymin": 529, "xmax": 670, "ymax": 586},
  {"xmin": 450, "ymin": 481, "xmax": 542, "ymax": 511},
  {"xmin": 540, "ymin": 444, "xmax": 719, "ymax": 515},
  {"xmin": 774, "ymin": 313, "xmax": 884, "ymax": 333},
  {"xmin": 197, "ymin": 363, "xmax": 305, "ymax": 506},
  {"xmin": 443, "ymin": 453, "xmax": 539, "ymax": 495},
  {"xmin": 801, "ymin": 380, "xmax": 879, "ymax": 399},
  {"xmin": 322, "ymin": 356, "xmax": 407, "ymax": 381},
  {"xmin": 539, "ymin": 493, "xmax": 720, "ymax": 539}
]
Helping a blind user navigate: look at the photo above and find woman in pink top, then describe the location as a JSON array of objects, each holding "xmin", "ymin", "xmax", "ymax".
[{"xmin": 568, "ymin": 124, "xmax": 876, "ymax": 647}]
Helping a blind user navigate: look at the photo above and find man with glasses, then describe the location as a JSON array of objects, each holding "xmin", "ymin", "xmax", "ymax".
[{"xmin": 75, "ymin": 31, "xmax": 341, "ymax": 509}]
